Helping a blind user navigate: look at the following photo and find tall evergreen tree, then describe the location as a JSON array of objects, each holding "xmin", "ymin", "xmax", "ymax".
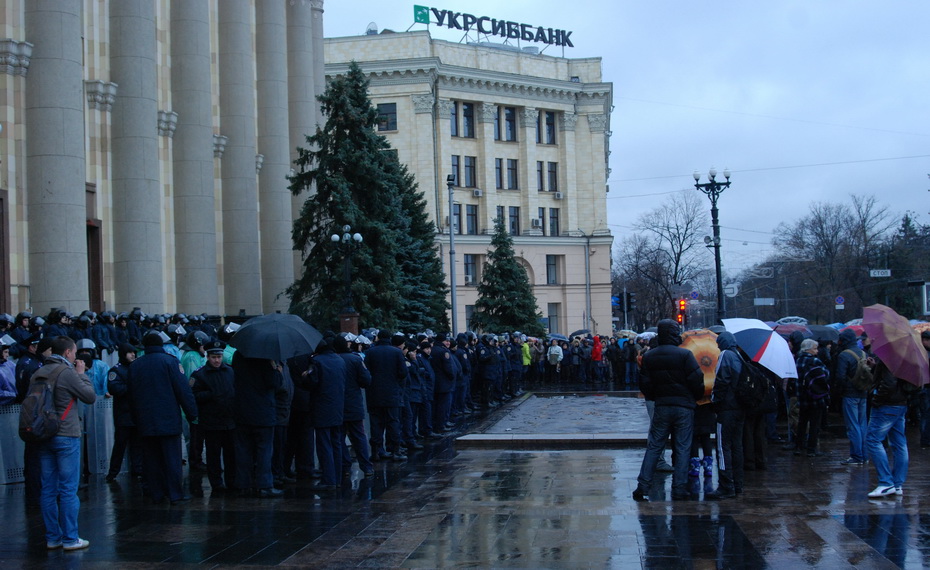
[
  {"xmin": 471, "ymin": 217, "xmax": 545, "ymax": 336},
  {"xmin": 287, "ymin": 61, "xmax": 447, "ymax": 331}
]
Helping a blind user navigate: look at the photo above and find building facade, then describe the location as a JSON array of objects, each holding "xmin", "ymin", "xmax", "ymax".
[
  {"xmin": 325, "ymin": 30, "xmax": 613, "ymax": 335},
  {"xmin": 0, "ymin": 0, "xmax": 325, "ymax": 317}
]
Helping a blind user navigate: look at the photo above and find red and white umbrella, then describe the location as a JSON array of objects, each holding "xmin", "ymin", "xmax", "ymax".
[{"xmin": 722, "ymin": 318, "xmax": 798, "ymax": 379}]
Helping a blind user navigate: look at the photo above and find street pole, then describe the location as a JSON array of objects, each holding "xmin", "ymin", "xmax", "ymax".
[
  {"xmin": 694, "ymin": 167, "xmax": 731, "ymax": 325},
  {"xmin": 331, "ymin": 225, "xmax": 363, "ymax": 334},
  {"xmin": 446, "ymin": 175, "xmax": 458, "ymax": 334}
]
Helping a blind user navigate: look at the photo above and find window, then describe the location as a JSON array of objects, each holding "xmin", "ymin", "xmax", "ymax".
[
  {"xmin": 544, "ymin": 111, "xmax": 556, "ymax": 144},
  {"xmin": 496, "ymin": 205, "xmax": 504, "ymax": 225},
  {"xmin": 536, "ymin": 112, "xmax": 542, "ymax": 144},
  {"xmin": 462, "ymin": 102, "xmax": 475, "ymax": 138},
  {"xmin": 452, "ymin": 203, "xmax": 462, "ymax": 235},
  {"xmin": 547, "ymin": 162, "xmax": 558, "ymax": 192},
  {"xmin": 549, "ymin": 208, "xmax": 560, "ymax": 237},
  {"xmin": 495, "ymin": 158, "xmax": 503, "ymax": 189},
  {"xmin": 463, "ymin": 156, "xmax": 477, "ymax": 188},
  {"xmin": 466, "ymin": 204, "xmax": 478, "ymax": 235},
  {"xmin": 506, "ymin": 159, "xmax": 519, "ymax": 189},
  {"xmin": 376, "ymin": 103, "xmax": 397, "ymax": 131},
  {"xmin": 465, "ymin": 305, "xmax": 476, "ymax": 330},
  {"xmin": 538, "ymin": 207, "xmax": 546, "ymax": 236},
  {"xmin": 508, "ymin": 206, "xmax": 520, "ymax": 235},
  {"xmin": 536, "ymin": 161, "xmax": 544, "ymax": 191},
  {"xmin": 503, "ymin": 107, "xmax": 516, "ymax": 141},
  {"xmin": 451, "ymin": 155, "xmax": 460, "ymax": 187},
  {"xmin": 547, "ymin": 303, "xmax": 561, "ymax": 334},
  {"xmin": 450, "ymin": 101, "xmax": 459, "ymax": 136},
  {"xmin": 546, "ymin": 255, "xmax": 559, "ymax": 284},
  {"xmin": 494, "ymin": 109, "xmax": 501, "ymax": 141},
  {"xmin": 463, "ymin": 254, "xmax": 478, "ymax": 285}
]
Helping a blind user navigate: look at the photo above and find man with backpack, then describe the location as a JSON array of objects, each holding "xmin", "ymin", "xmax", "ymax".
[
  {"xmin": 835, "ymin": 329, "xmax": 871, "ymax": 466},
  {"xmin": 28, "ymin": 336, "xmax": 96, "ymax": 551},
  {"xmin": 792, "ymin": 339, "xmax": 831, "ymax": 457}
]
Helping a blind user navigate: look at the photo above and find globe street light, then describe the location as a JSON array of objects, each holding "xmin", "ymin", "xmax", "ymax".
[
  {"xmin": 331, "ymin": 224, "xmax": 363, "ymax": 332},
  {"xmin": 694, "ymin": 167, "xmax": 730, "ymax": 324}
]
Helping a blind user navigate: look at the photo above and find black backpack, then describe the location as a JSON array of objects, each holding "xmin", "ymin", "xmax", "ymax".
[
  {"xmin": 734, "ymin": 353, "xmax": 770, "ymax": 412},
  {"xmin": 18, "ymin": 365, "xmax": 73, "ymax": 443}
]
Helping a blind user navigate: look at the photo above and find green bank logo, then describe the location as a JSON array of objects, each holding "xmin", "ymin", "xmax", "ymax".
[
  {"xmin": 414, "ymin": 5, "xmax": 431, "ymax": 24},
  {"xmin": 411, "ymin": 5, "xmax": 574, "ymax": 47}
]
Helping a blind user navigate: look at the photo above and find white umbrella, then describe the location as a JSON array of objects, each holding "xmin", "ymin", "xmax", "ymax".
[{"xmin": 722, "ymin": 318, "xmax": 798, "ymax": 379}]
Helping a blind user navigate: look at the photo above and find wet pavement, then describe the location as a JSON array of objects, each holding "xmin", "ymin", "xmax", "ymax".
[{"xmin": 3, "ymin": 383, "xmax": 930, "ymax": 568}]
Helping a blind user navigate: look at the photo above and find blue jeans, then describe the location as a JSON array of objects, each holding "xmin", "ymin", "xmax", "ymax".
[
  {"xmin": 637, "ymin": 405, "xmax": 694, "ymax": 495},
  {"xmin": 866, "ymin": 405, "xmax": 908, "ymax": 488},
  {"xmin": 39, "ymin": 435, "xmax": 82, "ymax": 544},
  {"xmin": 843, "ymin": 397, "xmax": 868, "ymax": 462}
]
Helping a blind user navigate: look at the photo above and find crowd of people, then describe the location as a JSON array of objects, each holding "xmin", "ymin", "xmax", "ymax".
[{"xmin": 631, "ymin": 319, "xmax": 926, "ymax": 502}]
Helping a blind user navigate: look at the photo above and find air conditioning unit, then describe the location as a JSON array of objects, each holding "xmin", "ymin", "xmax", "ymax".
[
  {"xmin": 554, "ymin": 191, "xmax": 564, "ymax": 200},
  {"xmin": 531, "ymin": 219, "xmax": 542, "ymax": 228},
  {"xmin": 464, "ymin": 273, "xmax": 475, "ymax": 285},
  {"xmin": 473, "ymin": 189, "xmax": 483, "ymax": 198}
]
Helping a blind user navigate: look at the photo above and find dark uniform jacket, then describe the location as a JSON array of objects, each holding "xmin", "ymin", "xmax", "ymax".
[
  {"xmin": 190, "ymin": 361, "xmax": 236, "ymax": 431},
  {"xmin": 106, "ymin": 362, "xmax": 134, "ymax": 427},
  {"xmin": 306, "ymin": 349, "xmax": 346, "ymax": 428},
  {"xmin": 231, "ymin": 352, "xmax": 281, "ymax": 427},
  {"xmin": 364, "ymin": 340, "xmax": 407, "ymax": 408},
  {"xmin": 339, "ymin": 351, "xmax": 371, "ymax": 422},
  {"xmin": 430, "ymin": 342, "xmax": 455, "ymax": 394},
  {"xmin": 128, "ymin": 345, "xmax": 196, "ymax": 436}
]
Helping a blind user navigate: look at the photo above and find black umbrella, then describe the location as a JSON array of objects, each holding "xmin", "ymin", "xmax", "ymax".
[
  {"xmin": 570, "ymin": 329, "xmax": 591, "ymax": 338},
  {"xmin": 808, "ymin": 324, "xmax": 840, "ymax": 343},
  {"xmin": 228, "ymin": 313, "xmax": 323, "ymax": 361}
]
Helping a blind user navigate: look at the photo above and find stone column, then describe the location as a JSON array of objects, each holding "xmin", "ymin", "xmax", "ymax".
[
  {"xmin": 256, "ymin": 0, "xmax": 293, "ymax": 313},
  {"xmin": 310, "ymin": 0, "xmax": 326, "ymax": 127},
  {"xmin": 286, "ymin": 0, "xmax": 318, "ymax": 279},
  {"xmin": 110, "ymin": 0, "xmax": 162, "ymax": 313},
  {"xmin": 219, "ymin": 0, "xmax": 262, "ymax": 315},
  {"xmin": 170, "ymin": 0, "xmax": 219, "ymax": 315},
  {"xmin": 25, "ymin": 1, "xmax": 89, "ymax": 312}
]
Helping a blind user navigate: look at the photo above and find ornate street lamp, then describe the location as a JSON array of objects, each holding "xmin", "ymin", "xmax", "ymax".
[
  {"xmin": 693, "ymin": 167, "xmax": 731, "ymax": 324},
  {"xmin": 331, "ymin": 224, "xmax": 363, "ymax": 333}
]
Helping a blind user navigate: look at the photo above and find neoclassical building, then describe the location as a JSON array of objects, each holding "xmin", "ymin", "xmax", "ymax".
[
  {"xmin": 325, "ymin": 30, "xmax": 614, "ymax": 335},
  {"xmin": 0, "ymin": 0, "xmax": 326, "ymax": 317}
]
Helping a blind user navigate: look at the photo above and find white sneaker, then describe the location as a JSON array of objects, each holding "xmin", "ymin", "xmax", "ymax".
[
  {"xmin": 867, "ymin": 485, "xmax": 896, "ymax": 498},
  {"xmin": 62, "ymin": 538, "xmax": 90, "ymax": 551},
  {"xmin": 895, "ymin": 486, "xmax": 903, "ymax": 496}
]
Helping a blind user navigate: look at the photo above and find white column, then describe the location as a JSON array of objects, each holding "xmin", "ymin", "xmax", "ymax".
[
  {"xmin": 25, "ymin": 0, "xmax": 89, "ymax": 312},
  {"xmin": 219, "ymin": 0, "xmax": 262, "ymax": 315},
  {"xmin": 256, "ymin": 0, "xmax": 293, "ymax": 313},
  {"xmin": 170, "ymin": 0, "xmax": 219, "ymax": 315}
]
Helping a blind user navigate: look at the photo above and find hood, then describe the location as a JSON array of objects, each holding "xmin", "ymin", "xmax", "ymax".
[
  {"xmin": 716, "ymin": 331, "xmax": 739, "ymax": 351},
  {"xmin": 656, "ymin": 319, "xmax": 682, "ymax": 346},
  {"xmin": 788, "ymin": 330, "xmax": 806, "ymax": 350},
  {"xmin": 837, "ymin": 329, "xmax": 858, "ymax": 350}
]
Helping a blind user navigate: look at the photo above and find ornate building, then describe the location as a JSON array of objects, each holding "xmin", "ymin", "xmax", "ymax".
[
  {"xmin": 0, "ymin": 0, "xmax": 325, "ymax": 316},
  {"xmin": 325, "ymin": 30, "xmax": 614, "ymax": 335}
]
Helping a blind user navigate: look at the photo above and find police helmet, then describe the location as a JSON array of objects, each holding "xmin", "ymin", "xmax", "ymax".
[
  {"xmin": 30, "ymin": 316, "xmax": 46, "ymax": 329},
  {"xmin": 75, "ymin": 338, "xmax": 97, "ymax": 358},
  {"xmin": 186, "ymin": 330, "xmax": 209, "ymax": 348},
  {"xmin": 15, "ymin": 311, "xmax": 32, "ymax": 323},
  {"xmin": 77, "ymin": 315, "xmax": 92, "ymax": 328}
]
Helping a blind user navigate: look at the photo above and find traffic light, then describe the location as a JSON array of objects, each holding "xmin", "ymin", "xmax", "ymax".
[
  {"xmin": 628, "ymin": 292, "xmax": 636, "ymax": 311},
  {"xmin": 677, "ymin": 299, "xmax": 687, "ymax": 326}
]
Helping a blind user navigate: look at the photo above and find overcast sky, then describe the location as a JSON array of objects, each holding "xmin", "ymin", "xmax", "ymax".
[{"xmin": 323, "ymin": 1, "xmax": 930, "ymax": 274}]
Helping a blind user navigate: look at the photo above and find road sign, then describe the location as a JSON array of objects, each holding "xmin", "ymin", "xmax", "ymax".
[
  {"xmin": 753, "ymin": 298, "xmax": 775, "ymax": 306},
  {"xmin": 690, "ymin": 291, "xmax": 699, "ymax": 300},
  {"xmin": 835, "ymin": 296, "xmax": 845, "ymax": 305},
  {"xmin": 870, "ymin": 269, "xmax": 892, "ymax": 278},
  {"xmin": 723, "ymin": 283, "xmax": 739, "ymax": 298}
]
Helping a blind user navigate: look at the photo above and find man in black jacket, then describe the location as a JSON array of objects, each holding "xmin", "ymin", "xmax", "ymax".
[{"xmin": 632, "ymin": 320, "xmax": 704, "ymax": 502}]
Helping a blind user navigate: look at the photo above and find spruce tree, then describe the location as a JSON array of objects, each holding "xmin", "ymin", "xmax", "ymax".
[
  {"xmin": 287, "ymin": 61, "xmax": 447, "ymax": 331},
  {"xmin": 471, "ymin": 216, "xmax": 545, "ymax": 336}
]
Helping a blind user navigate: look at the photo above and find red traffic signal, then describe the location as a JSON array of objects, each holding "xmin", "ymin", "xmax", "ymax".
[
  {"xmin": 676, "ymin": 314, "xmax": 683, "ymax": 324},
  {"xmin": 678, "ymin": 299, "xmax": 687, "ymax": 312}
]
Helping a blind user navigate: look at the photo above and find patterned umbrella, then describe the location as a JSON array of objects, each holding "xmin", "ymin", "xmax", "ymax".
[
  {"xmin": 722, "ymin": 318, "xmax": 798, "ymax": 379},
  {"xmin": 862, "ymin": 304, "xmax": 930, "ymax": 387},
  {"xmin": 680, "ymin": 328, "xmax": 719, "ymax": 401}
]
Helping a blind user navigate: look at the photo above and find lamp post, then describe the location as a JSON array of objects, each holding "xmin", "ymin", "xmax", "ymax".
[
  {"xmin": 693, "ymin": 167, "xmax": 731, "ymax": 324},
  {"xmin": 446, "ymin": 174, "xmax": 458, "ymax": 334},
  {"xmin": 331, "ymin": 224, "xmax": 363, "ymax": 334}
]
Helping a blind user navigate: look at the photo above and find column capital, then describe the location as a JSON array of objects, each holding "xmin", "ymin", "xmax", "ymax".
[
  {"xmin": 213, "ymin": 134, "xmax": 228, "ymax": 158},
  {"xmin": 255, "ymin": 153, "xmax": 265, "ymax": 174},
  {"xmin": 412, "ymin": 93, "xmax": 434, "ymax": 114},
  {"xmin": 560, "ymin": 111, "xmax": 577, "ymax": 132},
  {"xmin": 437, "ymin": 98, "xmax": 455, "ymax": 115},
  {"xmin": 478, "ymin": 102, "xmax": 497, "ymax": 124},
  {"xmin": 586, "ymin": 113, "xmax": 608, "ymax": 133},
  {"xmin": 85, "ymin": 80, "xmax": 118, "ymax": 111},
  {"xmin": 520, "ymin": 107, "xmax": 538, "ymax": 128},
  {"xmin": 157, "ymin": 110, "xmax": 178, "ymax": 137},
  {"xmin": 0, "ymin": 39, "xmax": 33, "ymax": 76}
]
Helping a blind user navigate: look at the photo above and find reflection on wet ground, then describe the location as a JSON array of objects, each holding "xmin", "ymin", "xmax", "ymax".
[{"xmin": 4, "ymin": 383, "xmax": 930, "ymax": 568}]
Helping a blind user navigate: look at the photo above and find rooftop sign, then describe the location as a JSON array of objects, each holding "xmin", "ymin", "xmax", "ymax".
[{"xmin": 413, "ymin": 5, "xmax": 574, "ymax": 47}]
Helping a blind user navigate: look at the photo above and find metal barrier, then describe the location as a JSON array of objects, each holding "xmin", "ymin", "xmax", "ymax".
[{"xmin": 0, "ymin": 404, "xmax": 25, "ymax": 484}]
